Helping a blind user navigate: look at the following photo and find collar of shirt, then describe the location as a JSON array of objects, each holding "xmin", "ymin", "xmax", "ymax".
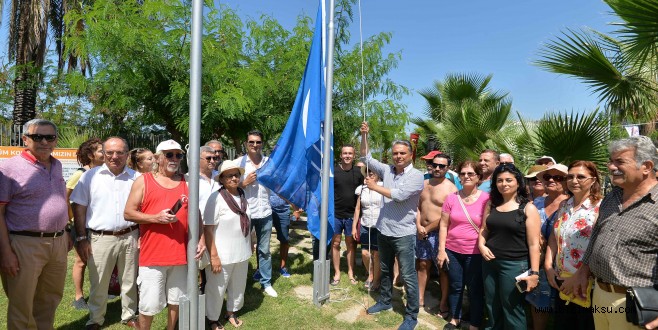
[
  {"xmin": 98, "ymin": 163, "xmax": 134, "ymax": 178},
  {"xmin": 616, "ymin": 183, "xmax": 658, "ymax": 213},
  {"xmin": 567, "ymin": 196, "xmax": 595, "ymax": 212},
  {"xmin": 391, "ymin": 162, "xmax": 414, "ymax": 176},
  {"xmin": 20, "ymin": 149, "xmax": 54, "ymax": 166}
]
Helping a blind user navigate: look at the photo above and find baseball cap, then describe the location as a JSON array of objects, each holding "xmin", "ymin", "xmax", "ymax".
[
  {"xmin": 421, "ymin": 150, "xmax": 442, "ymax": 160},
  {"xmin": 156, "ymin": 139, "xmax": 183, "ymax": 153},
  {"xmin": 535, "ymin": 155, "xmax": 556, "ymax": 165}
]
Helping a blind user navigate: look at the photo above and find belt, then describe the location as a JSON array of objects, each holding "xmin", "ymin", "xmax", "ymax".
[
  {"xmin": 597, "ymin": 278, "xmax": 627, "ymax": 294},
  {"xmin": 90, "ymin": 225, "xmax": 139, "ymax": 236},
  {"xmin": 10, "ymin": 230, "xmax": 65, "ymax": 238}
]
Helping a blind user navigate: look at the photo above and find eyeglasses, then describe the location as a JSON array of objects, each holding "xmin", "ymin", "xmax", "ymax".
[
  {"xmin": 213, "ymin": 149, "xmax": 222, "ymax": 154},
  {"xmin": 542, "ymin": 174, "xmax": 565, "ymax": 182},
  {"xmin": 459, "ymin": 172, "xmax": 477, "ymax": 177},
  {"xmin": 431, "ymin": 163, "xmax": 448, "ymax": 169},
  {"xmin": 25, "ymin": 134, "xmax": 57, "ymax": 142},
  {"xmin": 222, "ymin": 172, "xmax": 241, "ymax": 179},
  {"xmin": 104, "ymin": 151, "xmax": 126, "ymax": 157},
  {"xmin": 203, "ymin": 156, "xmax": 220, "ymax": 162},
  {"xmin": 165, "ymin": 152, "xmax": 184, "ymax": 159},
  {"xmin": 247, "ymin": 141, "xmax": 263, "ymax": 145},
  {"xmin": 566, "ymin": 174, "xmax": 595, "ymax": 182}
]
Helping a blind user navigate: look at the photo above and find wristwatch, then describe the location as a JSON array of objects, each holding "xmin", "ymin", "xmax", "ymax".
[
  {"xmin": 75, "ymin": 235, "xmax": 88, "ymax": 242},
  {"xmin": 528, "ymin": 270, "xmax": 540, "ymax": 276}
]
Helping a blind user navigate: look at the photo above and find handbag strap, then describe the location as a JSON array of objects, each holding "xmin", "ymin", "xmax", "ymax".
[{"xmin": 457, "ymin": 193, "xmax": 480, "ymax": 234}]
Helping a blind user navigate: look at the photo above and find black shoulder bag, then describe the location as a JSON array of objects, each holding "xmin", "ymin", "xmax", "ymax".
[{"xmin": 626, "ymin": 284, "xmax": 658, "ymax": 326}]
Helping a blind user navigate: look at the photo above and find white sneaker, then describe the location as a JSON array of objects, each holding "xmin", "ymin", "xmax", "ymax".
[{"xmin": 264, "ymin": 286, "xmax": 278, "ymax": 297}]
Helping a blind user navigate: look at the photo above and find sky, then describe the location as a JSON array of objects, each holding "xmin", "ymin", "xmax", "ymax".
[{"xmin": 218, "ymin": 0, "xmax": 615, "ymax": 122}]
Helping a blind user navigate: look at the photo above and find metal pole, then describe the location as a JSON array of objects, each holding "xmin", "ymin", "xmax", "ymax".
[
  {"xmin": 186, "ymin": 0, "xmax": 203, "ymax": 328},
  {"xmin": 315, "ymin": 0, "xmax": 335, "ymax": 307}
]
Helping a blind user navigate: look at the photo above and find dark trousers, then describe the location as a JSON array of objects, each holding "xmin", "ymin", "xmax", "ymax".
[
  {"xmin": 482, "ymin": 258, "xmax": 528, "ymax": 330},
  {"xmin": 446, "ymin": 249, "xmax": 484, "ymax": 327},
  {"xmin": 378, "ymin": 232, "xmax": 419, "ymax": 320}
]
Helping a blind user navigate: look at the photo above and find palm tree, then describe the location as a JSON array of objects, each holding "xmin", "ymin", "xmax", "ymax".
[
  {"xmin": 520, "ymin": 110, "xmax": 609, "ymax": 170},
  {"xmin": 1, "ymin": 0, "xmax": 88, "ymax": 144},
  {"xmin": 535, "ymin": 0, "xmax": 658, "ymax": 130},
  {"xmin": 413, "ymin": 73, "xmax": 519, "ymax": 164}
]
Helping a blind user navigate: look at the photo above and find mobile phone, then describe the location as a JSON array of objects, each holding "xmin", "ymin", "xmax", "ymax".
[
  {"xmin": 515, "ymin": 280, "xmax": 528, "ymax": 293},
  {"xmin": 169, "ymin": 199, "xmax": 183, "ymax": 215}
]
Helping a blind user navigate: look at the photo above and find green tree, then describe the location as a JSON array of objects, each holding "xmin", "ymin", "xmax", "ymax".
[
  {"xmin": 535, "ymin": 0, "xmax": 658, "ymax": 129},
  {"xmin": 413, "ymin": 73, "xmax": 518, "ymax": 164}
]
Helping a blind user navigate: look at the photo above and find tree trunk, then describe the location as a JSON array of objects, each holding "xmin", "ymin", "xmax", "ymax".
[{"xmin": 11, "ymin": 67, "xmax": 38, "ymax": 145}]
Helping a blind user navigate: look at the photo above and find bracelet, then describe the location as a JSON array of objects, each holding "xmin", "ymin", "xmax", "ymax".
[{"xmin": 75, "ymin": 235, "xmax": 88, "ymax": 242}]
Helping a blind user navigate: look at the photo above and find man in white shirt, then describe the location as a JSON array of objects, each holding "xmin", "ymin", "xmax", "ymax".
[
  {"xmin": 71, "ymin": 137, "xmax": 139, "ymax": 329},
  {"xmin": 186, "ymin": 146, "xmax": 220, "ymax": 214},
  {"xmin": 238, "ymin": 130, "xmax": 278, "ymax": 297}
]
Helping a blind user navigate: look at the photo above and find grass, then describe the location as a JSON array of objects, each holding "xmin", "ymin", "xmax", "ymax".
[{"xmin": 0, "ymin": 222, "xmax": 449, "ymax": 329}]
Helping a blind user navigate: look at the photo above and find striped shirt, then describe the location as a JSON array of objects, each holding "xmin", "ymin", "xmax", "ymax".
[
  {"xmin": 361, "ymin": 153, "xmax": 424, "ymax": 237},
  {"xmin": 583, "ymin": 185, "xmax": 658, "ymax": 287}
]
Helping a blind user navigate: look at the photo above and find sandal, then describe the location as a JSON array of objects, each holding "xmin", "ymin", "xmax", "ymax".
[
  {"xmin": 225, "ymin": 314, "xmax": 243, "ymax": 328},
  {"xmin": 349, "ymin": 278, "xmax": 358, "ymax": 285},
  {"xmin": 208, "ymin": 319, "xmax": 224, "ymax": 330},
  {"xmin": 437, "ymin": 309, "xmax": 450, "ymax": 319},
  {"xmin": 364, "ymin": 280, "xmax": 372, "ymax": 288},
  {"xmin": 330, "ymin": 278, "xmax": 340, "ymax": 286}
]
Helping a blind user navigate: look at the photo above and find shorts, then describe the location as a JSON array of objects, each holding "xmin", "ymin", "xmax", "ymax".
[
  {"xmin": 137, "ymin": 265, "xmax": 187, "ymax": 316},
  {"xmin": 525, "ymin": 268, "xmax": 555, "ymax": 309},
  {"xmin": 271, "ymin": 205, "xmax": 291, "ymax": 243},
  {"xmin": 333, "ymin": 217, "xmax": 353, "ymax": 237},
  {"xmin": 416, "ymin": 231, "xmax": 439, "ymax": 262},
  {"xmin": 359, "ymin": 226, "xmax": 379, "ymax": 251}
]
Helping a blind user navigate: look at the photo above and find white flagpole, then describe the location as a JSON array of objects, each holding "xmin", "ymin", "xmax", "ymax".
[{"xmin": 314, "ymin": 0, "xmax": 335, "ymax": 307}]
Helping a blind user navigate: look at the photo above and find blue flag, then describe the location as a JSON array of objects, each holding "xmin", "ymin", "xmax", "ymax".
[{"xmin": 257, "ymin": 4, "xmax": 334, "ymax": 243}]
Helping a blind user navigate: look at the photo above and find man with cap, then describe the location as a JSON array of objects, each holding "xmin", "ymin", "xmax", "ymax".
[
  {"xmin": 124, "ymin": 139, "xmax": 206, "ymax": 330},
  {"xmin": 421, "ymin": 150, "xmax": 462, "ymax": 189},
  {"xmin": 71, "ymin": 137, "xmax": 140, "ymax": 329}
]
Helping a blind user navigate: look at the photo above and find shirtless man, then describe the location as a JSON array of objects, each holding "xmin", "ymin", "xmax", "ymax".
[{"xmin": 416, "ymin": 153, "xmax": 457, "ymax": 315}]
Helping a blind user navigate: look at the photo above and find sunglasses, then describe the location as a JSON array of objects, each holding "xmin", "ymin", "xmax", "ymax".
[
  {"xmin": 203, "ymin": 156, "xmax": 220, "ymax": 161},
  {"xmin": 566, "ymin": 174, "xmax": 595, "ymax": 182},
  {"xmin": 542, "ymin": 174, "xmax": 565, "ymax": 182},
  {"xmin": 247, "ymin": 141, "xmax": 263, "ymax": 145},
  {"xmin": 25, "ymin": 134, "xmax": 57, "ymax": 142},
  {"xmin": 165, "ymin": 152, "xmax": 184, "ymax": 159},
  {"xmin": 222, "ymin": 172, "xmax": 241, "ymax": 179},
  {"xmin": 459, "ymin": 172, "xmax": 477, "ymax": 177},
  {"xmin": 431, "ymin": 163, "xmax": 448, "ymax": 169}
]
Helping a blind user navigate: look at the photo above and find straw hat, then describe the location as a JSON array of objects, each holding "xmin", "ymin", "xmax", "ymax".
[
  {"xmin": 524, "ymin": 165, "xmax": 548, "ymax": 178},
  {"xmin": 537, "ymin": 163, "xmax": 568, "ymax": 177},
  {"xmin": 214, "ymin": 160, "xmax": 245, "ymax": 181}
]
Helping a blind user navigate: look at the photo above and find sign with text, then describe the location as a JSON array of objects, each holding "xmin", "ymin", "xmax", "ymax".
[{"xmin": 0, "ymin": 146, "xmax": 80, "ymax": 181}]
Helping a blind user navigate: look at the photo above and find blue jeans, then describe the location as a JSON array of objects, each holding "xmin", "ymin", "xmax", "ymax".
[
  {"xmin": 378, "ymin": 232, "xmax": 419, "ymax": 320},
  {"xmin": 252, "ymin": 215, "xmax": 273, "ymax": 288},
  {"xmin": 271, "ymin": 205, "xmax": 290, "ymax": 243},
  {"xmin": 446, "ymin": 249, "xmax": 484, "ymax": 327},
  {"xmin": 482, "ymin": 258, "xmax": 528, "ymax": 330}
]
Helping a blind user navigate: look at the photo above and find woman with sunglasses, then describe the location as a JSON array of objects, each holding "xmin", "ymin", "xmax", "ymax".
[
  {"xmin": 203, "ymin": 160, "xmax": 252, "ymax": 329},
  {"xmin": 437, "ymin": 160, "xmax": 489, "ymax": 330},
  {"xmin": 525, "ymin": 165, "xmax": 548, "ymax": 201},
  {"xmin": 478, "ymin": 163, "xmax": 542, "ymax": 329},
  {"xmin": 525, "ymin": 164, "xmax": 570, "ymax": 329},
  {"xmin": 544, "ymin": 161, "xmax": 601, "ymax": 330},
  {"xmin": 351, "ymin": 167, "xmax": 384, "ymax": 291}
]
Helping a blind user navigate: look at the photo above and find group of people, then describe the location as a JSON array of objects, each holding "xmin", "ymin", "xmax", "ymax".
[{"xmin": 1, "ymin": 118, "xmax": 657, "ymax": 330}]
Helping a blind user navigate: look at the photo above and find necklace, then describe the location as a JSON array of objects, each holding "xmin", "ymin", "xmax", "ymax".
[{"xmin": 460, "ymin": 189, "xmax": 478, "ymax": 203}]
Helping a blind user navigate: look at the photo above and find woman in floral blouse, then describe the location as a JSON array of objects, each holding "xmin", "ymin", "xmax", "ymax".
[{"xmin": 545, "ymin": 160, "xmax": 602, "ymax": 330}]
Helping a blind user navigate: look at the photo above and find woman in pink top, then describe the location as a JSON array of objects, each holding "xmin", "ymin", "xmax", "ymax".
[{"xmin": 437, "ymin": 160, "xmax": 490, "ymax": 330}]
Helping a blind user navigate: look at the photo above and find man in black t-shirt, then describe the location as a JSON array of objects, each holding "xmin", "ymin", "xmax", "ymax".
[{"xmin": 331, "ymin": 145, "xmax": 364, "ymax": 285}]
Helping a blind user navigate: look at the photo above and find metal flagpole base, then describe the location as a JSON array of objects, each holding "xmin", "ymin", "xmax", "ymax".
[
  {"xmin": 313, "ymin": 259, "xmax": 330, "ymax": 307},
  {"xmin": 178, "ymin": 294, "xmax": 206, "ymax": 329}
]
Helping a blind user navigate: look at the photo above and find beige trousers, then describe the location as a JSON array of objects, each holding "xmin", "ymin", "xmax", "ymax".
[
  {"xmin": 592, "ymin": 280, "xmax": 638, "ymax": 330},
  {"xmin": 1, "ymin": 234, "xmax": 68, "ymax": 330},
  {"xmin": 86, "ymin": 230, "xmax": 139, "ymax": 325}
]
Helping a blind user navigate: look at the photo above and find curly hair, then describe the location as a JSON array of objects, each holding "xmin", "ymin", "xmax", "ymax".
[{"xmin": 76, "ymin": 138, "xmax": 103, "ymax": 166}]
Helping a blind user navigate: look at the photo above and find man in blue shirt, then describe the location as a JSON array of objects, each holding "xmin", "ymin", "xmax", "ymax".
[{"xmin": 360, "ymin": 122, "xmax": 425, "ymax": 330}]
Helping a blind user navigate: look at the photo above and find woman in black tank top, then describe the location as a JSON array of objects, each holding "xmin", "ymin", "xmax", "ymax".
[{"xmin": 478, "ymin": 163, "xmax": 542, "ymax": 330}]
